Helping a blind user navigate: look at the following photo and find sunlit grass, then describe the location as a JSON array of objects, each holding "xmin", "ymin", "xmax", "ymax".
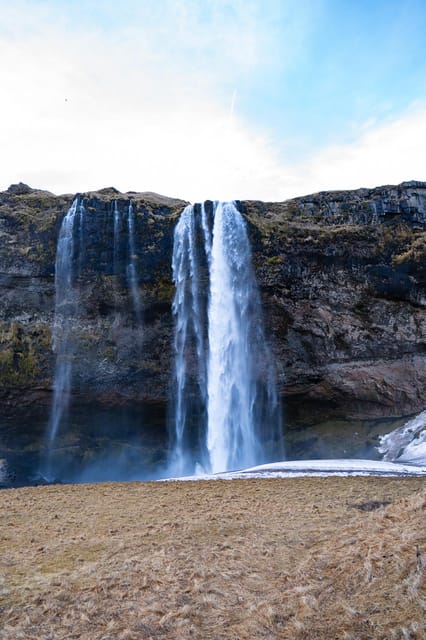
[{"xmin": 0, "ymin": 477, "xmax": 425, "ymax": 639}]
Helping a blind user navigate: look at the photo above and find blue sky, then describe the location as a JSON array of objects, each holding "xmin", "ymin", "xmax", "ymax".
[{"xmin": 0, "ymin": 0, "xmax": 425, "ymax": 201}]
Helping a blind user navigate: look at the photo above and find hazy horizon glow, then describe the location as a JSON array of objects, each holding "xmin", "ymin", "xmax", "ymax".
[{"xmin": 1, "ymin": 0, "xmax": 425, "ymax": 201}]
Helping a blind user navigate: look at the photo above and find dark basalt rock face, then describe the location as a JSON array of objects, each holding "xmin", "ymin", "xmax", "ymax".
[
  {"xmin": 0, "ymin": 181, "xmax": 425, "ymax": 431},
  {"xmin": 242, "ymin": 180, "xmax": 426, "ymax": 423}
]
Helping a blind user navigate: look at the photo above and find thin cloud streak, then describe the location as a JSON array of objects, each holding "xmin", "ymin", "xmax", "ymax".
[
  {"xmin": 0, "ymin": 1, "xmax": 424, "ymax": 202},
  {"xmin": 286, "ymin": 104, "xmax": 426, "ymax": 199}
]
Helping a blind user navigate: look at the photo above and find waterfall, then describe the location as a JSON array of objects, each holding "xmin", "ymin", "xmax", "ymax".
[
  {"xmin": 127, "ymin": 202, "xmax": 142, "ymax": 323},
  {"xmin": 170, "ymin": 201, "xmax": 283, "ymax": 475},
  {"xmin": 42, "ymin": 197, "xmax": 84, "ymax": 478},
  {"xmin": 170, "ymin": 204, "xmax": 211, "ymax": 474},
  {"xmin": 113, "ymin": 200, "xmax": 120, "ymax": 275},
  {"xmin": 206, "ymin": 202, "xmax": 280, "ymax": 472}
]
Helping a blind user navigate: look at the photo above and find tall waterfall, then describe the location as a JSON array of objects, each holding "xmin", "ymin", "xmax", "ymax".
[
  {"xmin": 43, "ymin": 197, "xmax": 145, "ymax": 481},
  {"xmin": 127, "ymin": 202, "xmax": 142, "ymax": 323},
  {"xmin": 170, "ymin": 201, "xmax": 283, "ymax": 475},
  {"xmin": 43, "ymin": 197, "xmax": 84, "ymax": 478},
  {"xmin": 113, "ymin": 200, "xmax": 121, "ymax": 275},
  {"xmin": 170, "ymin": 203, "xmax": 211, "ymax": 474}
]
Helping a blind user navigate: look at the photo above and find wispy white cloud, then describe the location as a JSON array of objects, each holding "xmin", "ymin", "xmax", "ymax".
[
  {"xmin": 0, "ymin": 0, "xmax": 287, "ymax": 199},
  {"xmin": 0, "ymin": 1, "xmax": 424, "ymax": 202},
  {"xmin": 284, "ymin": 103, "xmax": 426, "ymax": 199}
]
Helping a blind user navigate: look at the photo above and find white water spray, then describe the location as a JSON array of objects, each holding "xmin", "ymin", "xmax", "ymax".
[
  {"xmin": 207, "ymin": 202, "xmax": 263, "ymax": 471},
  {"xmin": 43, "ymin": 198, "xmax": 84, "ymax": 477},
  {"xmin": 170, "ymin": 201, "xmax": 283, "ymax": 475},
  {"xmin": 127, "ymin": 202, "xmax": 142, "ymax": 323},
  {"xmin": 170, "ymin": 204, "xmax": 210, "ymax": 474},
  {"xmin": 113, "ymin": 200, "xmax": 120, "ymax": 275}
]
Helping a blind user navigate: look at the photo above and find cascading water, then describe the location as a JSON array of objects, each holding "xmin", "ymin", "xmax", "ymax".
[
  {"xmin": 170, "ymin": 201, "xmax": 283, "ymax": 475},
  {"xmin": 206, "ymin": 202, "xmax": 282, "ymax": 472},
  {"xmin": 113, "ymin": 200, "xmax": 121, "ymax": 275},
  {"xmin": 42, "ymin": 195, "xmax": 281, "ymax": 482},
  {"xmin": 42, "ymin": 197, "xmax": 84, "ymax": 478},
  {"xmin": 169, "ymin": 204, "xmax": 211, "ymax": 474},
  {"xmin": 127, "ymin": 202, "xmax": 142, "ymax": 323},
  {"xmin": 42, "ymin": 197, "xmax": 146, "ymax": 482}
]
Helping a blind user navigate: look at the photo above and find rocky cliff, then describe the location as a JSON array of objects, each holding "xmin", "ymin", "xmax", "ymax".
[
  {"xmin": 243, "ymin": 181, "xmax": 426, "ymax": 424},
  {"xmin": 0, "ymin": 180, "xmax": 425, "ymax": 430}
]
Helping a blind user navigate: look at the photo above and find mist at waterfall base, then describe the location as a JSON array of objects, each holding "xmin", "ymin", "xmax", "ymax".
[
  {"xmin": 2, "ymin": 407, "xmax": 423, "ymax": 487},
  {"xmin": 44, "ymin": 403, "xmax": 168, "ymax": 484},
  {"xmin": 2, "ymin": 197, "xmax": 419, "ymax": 487}
]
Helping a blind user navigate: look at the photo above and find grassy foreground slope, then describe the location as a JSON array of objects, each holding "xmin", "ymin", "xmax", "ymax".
[{"xmin": 1, "ymin": 477, "xmax": 425, "ymax": 639}]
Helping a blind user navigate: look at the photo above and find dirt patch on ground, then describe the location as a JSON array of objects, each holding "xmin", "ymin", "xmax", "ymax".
[{"xmin": 1, "ymin": 477, "xmax": 425, "ymax": 639}]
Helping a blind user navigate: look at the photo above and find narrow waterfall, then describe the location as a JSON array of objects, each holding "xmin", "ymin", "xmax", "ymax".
[
  {"xmin": 41, "ymin": 197, "xmax": 148, "ymax": 482},
  {"xmin": 113, "ymin": 200, "xmax": 120, "ymax": 275},
  {"xmin": 170, "ymin": 201, "xmax": 283, "ymax": 475},
  {"xmin": 127, "ymin": 202, "xmax": 142, "ymax": 323},
  {"xmin": 43, "ymin": 197, "xmax": 84, "ymax": 478}
]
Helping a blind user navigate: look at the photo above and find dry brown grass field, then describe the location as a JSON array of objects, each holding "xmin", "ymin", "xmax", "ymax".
[{"xmin": 0, "ymin": 477, "xmax": 425, "ymax": 639}]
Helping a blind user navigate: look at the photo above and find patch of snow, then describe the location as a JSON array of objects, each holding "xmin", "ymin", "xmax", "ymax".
[
  {"xmin": 378, "ymin": 411, "xmax": 426, "ymax": 465},
  {"xmin": 164, "ymin": 458, "xmax": 426, "ymax": 481}
]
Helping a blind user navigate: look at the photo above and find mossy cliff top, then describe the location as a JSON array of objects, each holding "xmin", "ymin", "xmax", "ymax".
[
  {"xmin": 241, "ymin": 181, "xmax": 426, "ymax": 289},
  {"xmin": 243, "ymin": 180, "xmax": 426, "ymax": 226},
  {"xmin": 0, "ymin": 183, "xmax": 188, "ymax": 278}
]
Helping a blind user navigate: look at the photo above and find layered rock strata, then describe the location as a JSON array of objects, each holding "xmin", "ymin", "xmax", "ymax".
[{"xmin": 0, "ymin": 180, "xmax": 424, "ymax": 426}]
